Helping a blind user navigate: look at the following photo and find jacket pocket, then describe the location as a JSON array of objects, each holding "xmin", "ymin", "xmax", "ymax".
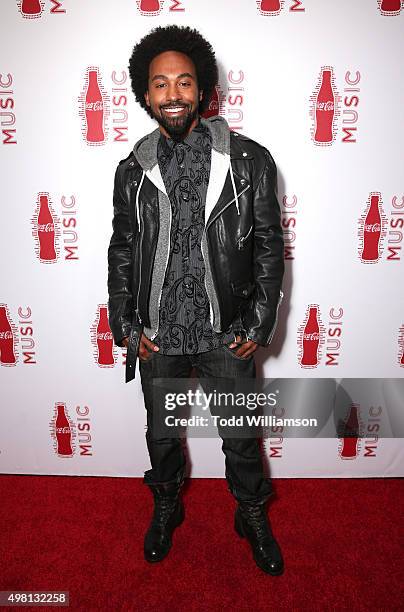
[
  {"xmin": 231, "ymin": 280, "xmax": 256, "ymax": 299},
  {"xmin": 237, "ymin": 225, "xmax": 253, "ymax": 250}
]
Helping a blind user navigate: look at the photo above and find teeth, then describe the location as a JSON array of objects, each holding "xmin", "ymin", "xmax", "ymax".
[{"xmin": 164, "ymin": 107, "xmax": 185, "ymax": 113}]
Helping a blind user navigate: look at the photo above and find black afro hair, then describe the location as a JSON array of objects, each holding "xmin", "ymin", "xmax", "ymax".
[{"xmin": 128, "ymin": 25, "xmax": 218, "ymax": 118}]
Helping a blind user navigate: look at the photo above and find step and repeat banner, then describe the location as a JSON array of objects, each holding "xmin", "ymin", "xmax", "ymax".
[{"xmin": 1, "ymin": 0, "xmax": 403, "ymax": 479}]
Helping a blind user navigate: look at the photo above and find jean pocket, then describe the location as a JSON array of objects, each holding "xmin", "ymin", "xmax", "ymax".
[
  {"xmin": 222, "ymin": 343, "xmax": 253, "ymax": 361},
  {"xmin": 139, "ymin": 348, "xmax": 155, "ymax": 363}
]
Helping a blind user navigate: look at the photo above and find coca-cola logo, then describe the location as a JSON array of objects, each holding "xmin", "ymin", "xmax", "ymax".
[
  {"xmin": 50, "ymin": 402, "xmax": 75, "ymax": 457},
  {"xmin": 135, "ymin": 0, "xmax": 185, "ymax": 16},
  {"xmin": 97, "ymin": 332, "xmax": 113, "ymax": 341},
  {"xmin": 201, "ymin": 71, "xmax": 246, "ymax": 132},
  {"xmin": 310, "ymin": 67, "xmax": 361, "ymax": 146},
  {"xmin": 256, "ymin": 0, "xmax": 305, "ymax": 15},
  {"xmin": 398, "ymin": 325, "xmax": 404, "ymax": 367},
  {"xmin": 378, "ymin": 0, "xmax": 402, "ymax": 16},
  {"xmin": 298, "ymin": 304, "xmax": 324, "ymax": 368},
  {"xmin": 17, "ymin": 0, "xmax": 66, "ymax": 19},
  {"xmin": 310, "ymin": 66, "xmax": 340, "ymax": 146},
  {"xmin": 358, "ymin": 192, "xmax": 387, "ymax": 264},
  {"xmin": 91, "ymin": 304, "xmax": 127, "ymax": 368},
  {"xmin": 56, "ymin": 426, "xmax": 72, "ymax": 434},
  {"xmin": 31, "ymin": 192, "xmax": 79, "ymax": 263},
  {"xmin": 316, "ymin": 101, "xmax": 334, "ymax": 111},
  {"xmin": 50, "ymin": 403, "xmax": 93, "ymax": 458},
  {"xmin": 0, "ymin": 304, "xmax": 37, "ymax": 367},
  {"xmin": 78, "ymin": 68, "xmax": 130, "ymax": 146},
  {"xmin": 298, "ymin": 305, "xmax": 344, "ymax": 368},
  {"xmin": 85, "ymin": 101, "xmax": 104, "ymax": 111},
  {"xmin": 0, "ymin": 331, "xmax": 13, "ymax": 339},
  {"xmin": 31, "ymin": 192, "xmax": 60, "ymax": 263},
  {"xmin": 338, "ymin": 403, "xmax": 361, "ymax": 460},
  {"xmin": 78, "ymin": 67, "xmax": 109, "ymax": 146},
  {"xmin": 0, "ymin": 304, "xmax": 18, "ymax": 366},
  {"xmin": 303, "ymin": 333, "xmax": 320, "ymax": 341},
  {"xmin": 37, "ymin": 222, "xmax": 55, "ymax": 232},
  {"xmin": 364, "ymin": 223, "xmax": 381, "ymax": 233}
]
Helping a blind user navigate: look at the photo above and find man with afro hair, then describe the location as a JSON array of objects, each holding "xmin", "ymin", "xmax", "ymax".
[{"xmin": 108, "ymin": 25, "xmax": 285, "ymax": 576}]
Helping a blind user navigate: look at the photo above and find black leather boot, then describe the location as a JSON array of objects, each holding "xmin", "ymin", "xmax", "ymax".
[
  {"xmin": 235, "ymin": 501, "xmax": 284, "ymax": 575},
  {"xmin": 144, "ymin": 481, "xmax": 184, "ymax": 563}
]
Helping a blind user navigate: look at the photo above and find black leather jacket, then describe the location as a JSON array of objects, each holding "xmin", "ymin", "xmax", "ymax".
[{"xmin": 108, "ymin": 119, "xmax": 284, "ymax": 383}]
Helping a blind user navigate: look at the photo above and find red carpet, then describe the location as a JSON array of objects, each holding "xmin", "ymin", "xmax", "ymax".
[{"xmin": 0, "ymin": 475, "xmax": 403, "ymax": 611}]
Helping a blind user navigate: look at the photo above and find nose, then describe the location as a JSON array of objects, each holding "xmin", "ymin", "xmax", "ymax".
[{"xmin": 166, "ymin": 82, "xmax": 182, "ymax": 102}]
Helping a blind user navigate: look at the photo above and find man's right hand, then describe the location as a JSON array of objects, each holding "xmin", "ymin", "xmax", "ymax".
[{"xmin": 122, "ymin": 333, "xmax": 160, "ymax": 361}]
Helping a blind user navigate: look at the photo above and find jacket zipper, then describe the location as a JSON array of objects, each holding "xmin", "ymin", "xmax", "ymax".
[
  {"xmin": 206, "ymin": 185, "xmax": 250, "ymax": 231},
  {"xmin": 237, "ymin": 224, "xmax": 253, "ymax": 250},
  {"xmin": 136, "ymin": 203, "xmax": 144, "ymax": 325},
  {"xmin": 202, "ymin": 184, "xmax": 251, "ymax": 327},
  {"xmin": 264, "ymin": 290, "xmax": 284, "ymax": 344},
  {"xmin": 201, "ymin": 185, "xmax": 250, "ymax": 328},
  {"xmin": 150, "ymin": 200, "xmax": 172, "ymax": 341}
]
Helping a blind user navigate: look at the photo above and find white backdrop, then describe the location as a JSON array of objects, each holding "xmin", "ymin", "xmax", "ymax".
[{"xmin": 1, "ymin": 0, "xmax": 403, "ymax": 479}]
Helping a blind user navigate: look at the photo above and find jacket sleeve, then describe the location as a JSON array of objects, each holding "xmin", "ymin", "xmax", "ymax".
[
  {"xmin": 107, "ymin": 163, "xmax": 134, "ymax": 347},
  {"xmin": 243, "ymin": 149, "xmax": 285, "ymax": 346}
]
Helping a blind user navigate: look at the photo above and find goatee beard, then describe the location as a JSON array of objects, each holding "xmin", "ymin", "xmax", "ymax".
[{"xmin": 155, "ymin": 104, "xmax": 199, "ymax": 142}]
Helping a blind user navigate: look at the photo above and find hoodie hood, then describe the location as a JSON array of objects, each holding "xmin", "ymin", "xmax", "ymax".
[{"xmin": 132, "ymin": 115, "xmax": 231, "ymax": 171}]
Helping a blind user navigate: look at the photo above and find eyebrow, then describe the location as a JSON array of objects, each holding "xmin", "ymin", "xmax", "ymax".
[{"xmin": 151, "ymin": 72, "xmax": 195, "ymax": 82}]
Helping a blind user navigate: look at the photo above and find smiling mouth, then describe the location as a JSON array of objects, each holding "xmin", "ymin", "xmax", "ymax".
[{"xmin": 161, "ymin": 106, "xmax": 187, "ymax": 115}]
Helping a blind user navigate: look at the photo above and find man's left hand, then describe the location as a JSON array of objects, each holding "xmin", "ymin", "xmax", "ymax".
[{"xmin": 228, "ymin": 335, "xmax": 259, "ymax": 359}]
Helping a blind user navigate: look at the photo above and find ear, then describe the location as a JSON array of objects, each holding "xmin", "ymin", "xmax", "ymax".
[{"xmin": 144, "ymin": 91, "xmax": 150, "ymax": 107}]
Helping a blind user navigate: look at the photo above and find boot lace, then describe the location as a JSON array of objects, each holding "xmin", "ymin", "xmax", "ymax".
[
  {"xmin": 153, "ymin": 496, "xmax": 177, "ymax": 529},
  {"xmin": 241, "ymin": 504, "xmax": 271, "ymax": 542}
]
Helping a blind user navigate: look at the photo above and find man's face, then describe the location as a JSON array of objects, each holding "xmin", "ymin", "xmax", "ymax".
[{"xmin": 144, "ymin": 50, "xmax": 203, "ymax": 141}]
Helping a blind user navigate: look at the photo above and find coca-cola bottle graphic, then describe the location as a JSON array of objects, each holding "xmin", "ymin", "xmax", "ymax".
[
  {"xmin": 314, "ymin": 68, "xmax": 336, "ymax": 144},
  {"xmin": 54, "ymin": 403, "xmax": 73, "ymax": 457},
  {"xmin": 95, "ymin": 305, "xmax": 115, "ymax": 366},
  {"xmin": 85, "ymin": 69, "xmax": 105, "ymax": 144},
  {"xmin": 139, "ymin": 0, "xmax": 160, "ymax": 11},
  {"xmin": 21, "ymin": 0, "xmax": 42, "ymax": 16},
  {"xmin": 0, "ymin": 305, "xmax": 17, "ymax": 366},
  {"xmin": 202, "ymin": 86, "xmax": 219, "ymax": 119},
  {"xmin": 301, "ymin": 306, "xmax": 320, "ymax": 367},
  {"xmin": 339, "ymin": 404, "xmax": 360, "ymax": 459},
  {"xmin": 380, "ymin": 0, "xmax": 401, "ymax": 13},
  {"xmin": 399, "ymin": 327, "xmax": 404, "ymax": 367},
  {"xmin": 361, "ymin": 194, "xmax": 383, "ymax": 262},
  {"xmin": 260, "ymin": 0, "xmax": 281, "ymax": 12},
  {"xmin": 36, "ymin": 194, "xmax": 57, "ymax": 262}
]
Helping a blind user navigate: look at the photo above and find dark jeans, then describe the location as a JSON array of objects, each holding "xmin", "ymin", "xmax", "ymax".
[{"xmin": 139, "ymin": 344, "xmax": 273, "ymax": 503}]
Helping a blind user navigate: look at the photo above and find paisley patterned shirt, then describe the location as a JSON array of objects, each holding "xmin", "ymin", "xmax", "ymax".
[{"xmin": 153, "ymin": 120, "xmax": 237, "ymax": 354}]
